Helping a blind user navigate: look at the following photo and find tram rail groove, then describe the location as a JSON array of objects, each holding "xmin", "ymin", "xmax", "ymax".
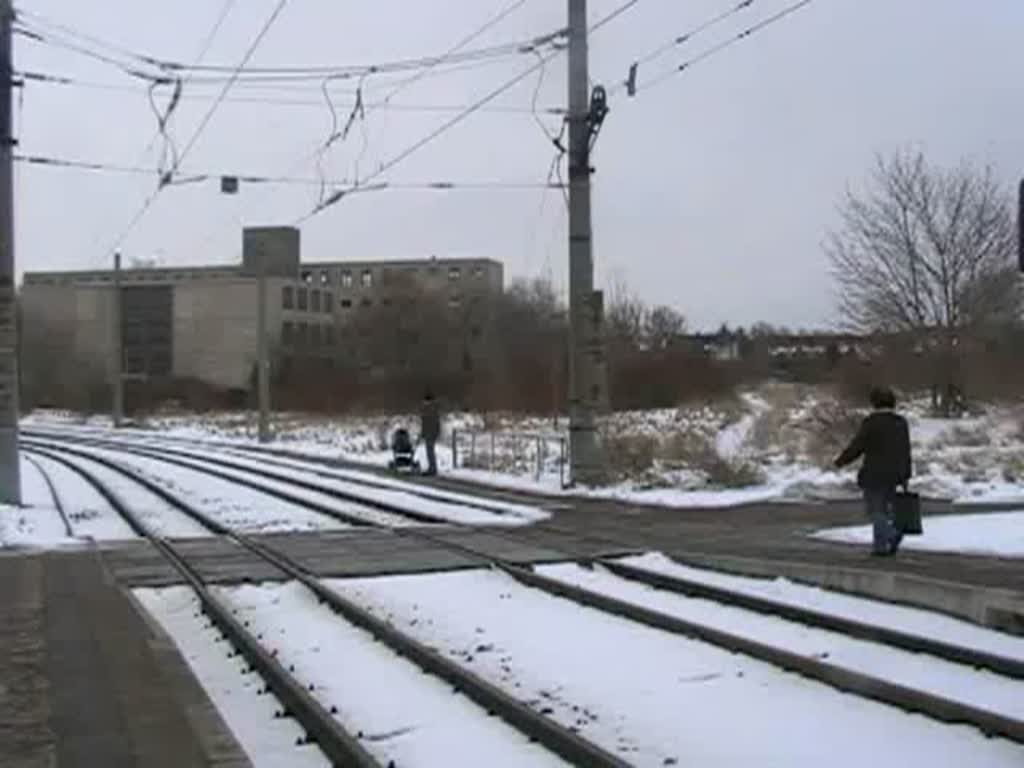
[
  {"xmin": 24, "ymin": 425, "xmax": 533, "ymax": 517},
  {"xmin": 22, "ymin": 447, "xmax": 381, "ymax": 767},
  {"xmin": 23, "ymin": 431, "xmax": 450, "ymax": 527},
  {"xmin": 28, "ymin": 433, "xmax": 1024, "ymax": 746},
  {"xmin": 505, "ymin": 563, "xmax": 1024, "ymax": 744},
  {"xmin": 593, "ymin": 559, "xmax": 1024, "ymax": 681},
  {"xmin": 25, "ymin": 440, "xmax": 631, "ymax": 768},
  {"xmin": 22, "ymin": 452, "xmax": 75, "ymax": 538}
]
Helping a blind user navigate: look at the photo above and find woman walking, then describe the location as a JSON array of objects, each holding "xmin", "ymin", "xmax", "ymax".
[{"xmin": 835, "ymin": 387, "xmax": 913, "ymax": 556}]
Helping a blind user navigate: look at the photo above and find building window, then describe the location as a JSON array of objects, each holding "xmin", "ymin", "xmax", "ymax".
[
  {"xmin": 382, "ymin": 297, "xmax": 393, "ymax": 307},
  {"xmin": 282, "ymin": 285, "xmax": 294, "ymax": 309},
  {"xmin": 325, "ymin": 325, "xmax": 335, "ymax": 346},
  {"xmin": 301, "ymin": 270, "xmax": 312, "ymax": 284},
  {"xmin": 340, "ymin": 298, "xmax": 352, "ymax": 309},
  {"xmin": 361, "ymin": 269, "xmax": 373, "ymax": 288},
  {"xmin": 341, "ymin": 270, "xmax": 353, "ymax": 288},
  {"xmin": 311, "ymin": 290, "xmax": 321, "ymax": 313},
  {"xmin": 474, "ymin": 266, "xmax": 485, "ymax": 279},
  {"xmin": 323, "ymin": 292, "xmax": 333, "ymax": 312},
  {"xmin": 297, "ymin": 322, "xmax": 308, "ymax": 346},
  {"xmin": 448, "ymin": 294, "xmax": 462, "ymax": 309},
  {"xmin": 320, "ymin": 270, "xmax": 330, "ymax": 285},
  {"xmin": 310, "ymin": 324, "xmax": 321, "ymax": 348},
  {"xmin": 470, "ymin": 325, "xmax": 482, "ymax": 339},
  {"xmin": 360, "ymin": 297, "xmax": 372, "ymax": 308},
  {"xmin": 282, "ymin": 322, "xmax": 294, "ymax": 344},
  {"xmin": 297, "ymin": 288, "xmax": 308, "ymax": 311},
  {"xmin": 449, "ymin": 267, "xmax": 461, "ymax": 281}
]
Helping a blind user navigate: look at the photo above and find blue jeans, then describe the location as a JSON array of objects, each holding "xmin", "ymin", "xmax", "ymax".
[{"xmin": 864, "ymin": 489, "xmax": 902, "ymax": 554}]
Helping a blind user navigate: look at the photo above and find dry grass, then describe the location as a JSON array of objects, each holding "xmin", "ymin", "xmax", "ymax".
[
  {"xmin": 601, "ymin": 424, "xmax": 765, "ymax": 488},
  {"xmin": 1001, "ymin": 452, "xmax": 1024, "ymax": 484},
  {"xmin": 704, "ymin": 457, "xmax": 766, "ymax": 488},
  {"xmin": 948, "ymin": 424, "xmax": 992, "ymax": 448},
  {"xmin": 602, "ymin": 433, "xmax": 658, "ymax": 481},
  {"xmin": 805, "ymin": 398, "xmax": 864, "ymax": 467}
]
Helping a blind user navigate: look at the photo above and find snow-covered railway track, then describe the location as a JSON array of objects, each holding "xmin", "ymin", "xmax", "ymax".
[
  {"xmin": 18, "ymin": 439, "xmax": 628, "ymax": 768},
  {"xmin": 24, "ymin": 429, "xmax": 532, "ymax": 527},
  {"xmin": 27, "ymin": 431, "xmax": 1024, "ymax": 748},
  {"xmin": 24, "ymin": 425, "xmax": 541, "ymax": 521}
]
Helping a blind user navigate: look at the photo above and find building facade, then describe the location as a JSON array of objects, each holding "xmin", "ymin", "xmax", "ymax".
[{"xmin": 20, "ymin": 227, "xmax": 503, "ymax": 403}]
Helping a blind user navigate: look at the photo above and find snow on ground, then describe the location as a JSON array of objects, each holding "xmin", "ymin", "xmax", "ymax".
[
  {"xmin": 0, "ymin": 457, "xmax": 78, "ymax": 549},
  {"xmin": 28, "ymin": 454, "xmax": 137, "ymax": 541},
  {"xmin": 25, "ymin": 425, "xmax": 550, "ymax": 526},
  {"xmin": 714, "ymin": 392, "xmax": 769, "ymax": 459},
  {"xmin": 207, "ymin": 447, "xmax": 550, "ymax": 523},
  {"xmin": 619, "ymin": 553, "xmax": 1024, "ymax": 662},
  {"xmin": 53, "ymin": 453, "xmax": 210, "ymax": 539},
  {"xmin": 329, "ymin": 568, "xmax": 1024, "ymax": 767},
  {"xmin": 87, "ymin": 448, "xmax": 354, "ymax": 535},
  {"xmin": 25, "ymin": 384, "xmax": 1024, "ymax": 511},
  {"xmin": 134, "ymin": 587, "xmax": 329, "ymax": 768},
  {"xmin": 814, "ymin": 511, "xmax": 1024, "ymax": 558},
  {"xmin": 212, "ymin": 581, "xmax": 565, "ymax": 768},
  {"xmin": 168, "ymin": 446, "xmax": 546, "ymax": 527},
  {"xmin": 537, "ymin": 562, "xmax": 1024, "ymax": 722}
]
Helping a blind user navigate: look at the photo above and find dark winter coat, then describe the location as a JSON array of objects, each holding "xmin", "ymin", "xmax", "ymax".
[
  {"xmin": 835, "ymin": 410, "xmax": 913, "ymax": 490},
  {"xmin": 420, "ymin": 399, "xmax": 441, "ymax": 443}
]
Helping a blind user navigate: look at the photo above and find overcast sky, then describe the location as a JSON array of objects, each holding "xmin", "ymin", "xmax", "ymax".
[{"xmin": 13, "ymin": 0, "xmax": 1024, "ymax": 330}]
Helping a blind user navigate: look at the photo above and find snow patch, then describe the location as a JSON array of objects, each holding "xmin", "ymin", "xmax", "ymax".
[{"xmin": 814, "ymin": 511, "xmax": 1024, "ymax": 558}]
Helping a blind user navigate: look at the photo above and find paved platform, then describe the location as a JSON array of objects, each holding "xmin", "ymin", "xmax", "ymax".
[{"xmin": 0, "ymin": 552, "xmax": 249, "ymax": 768}]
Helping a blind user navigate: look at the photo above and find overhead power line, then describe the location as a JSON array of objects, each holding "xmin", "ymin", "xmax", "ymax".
[
  {"xmin": 14, "ymin": 152, "xmax": 562, "ymax": 191},
  {"xmin": 18, "ymin": 71, "xmax": 568, "ymax": 114},
  {"xmin": 378, "ymin": 0, "xmax": 531, "ymax": 108},
  {"xmin": 12, "ymin": 22, "xmax": 158, "ymax": 81},
  {"xmin": 296, "ymin": 45, "xmax": 567, "ymax": 223},
  {"xmin": 590, "ymin": 0, "xmax": 644, "ymax": 33},
  {"xmin": 627, "ymin": 0, "xmax": 756, "ymax": 76},
  {"xmin": 629, "ymin": 0, "xmax": 818, "ymax": 95},
  {"xmin": 295, "ymin": 0, "xmax": 647, "ymax": 224},
  {"xmin": 105, "ymin": 0, "xmax": 291, "ymax": 256},
  {"xmin": 15, "ymin": 9, "xmax": 563, "ymax": 87}
]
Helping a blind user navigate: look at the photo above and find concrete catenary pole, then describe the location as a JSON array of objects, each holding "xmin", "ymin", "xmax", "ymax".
[
  {"xmin": 0, "ymin": 0, "xmax": 20, "ymax": 505},
  {"xmin": 256, "ymin": 248, "xmax": 271, "ymax": 443},
  {"xmin": 112, "ymin": 251, "xmax": 124, "ymax": 427},
  {"xmin": 566, "ymin": 0, "xmax": 604, "ymax": 484}
]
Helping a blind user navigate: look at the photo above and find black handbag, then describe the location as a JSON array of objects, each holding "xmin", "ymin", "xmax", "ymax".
[{"xmin": 892, "ymin": 490, "xmax": 923, "ymax": 535}]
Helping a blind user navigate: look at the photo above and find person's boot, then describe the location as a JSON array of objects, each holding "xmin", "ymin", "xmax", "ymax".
[{"xmin": 889, "ymin": 531, "xmax": 904, "ymax": 554}]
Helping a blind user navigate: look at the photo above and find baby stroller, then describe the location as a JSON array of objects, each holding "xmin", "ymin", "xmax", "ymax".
[{"xmin": 388, "ymin": 427, "xmax": 421, "ymax": 473}]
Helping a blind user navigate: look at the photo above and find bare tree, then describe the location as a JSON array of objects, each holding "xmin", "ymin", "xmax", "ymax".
[
  {"xmin": 644, "ymin": 305, "xmax": 687, "ymax": 350},
  {"xmin": 828, "ymin": 150, "xmax": 1020, "ymax": 413},
  {"xmin": 606, "ymin": 278, "xmax": 648, "ymax": 351}
]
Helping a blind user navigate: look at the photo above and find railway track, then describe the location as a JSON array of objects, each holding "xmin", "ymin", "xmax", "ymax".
[
  {"xmin": 22, "ymin": 442, "xmax": 629, "ymax": 768},
  {"xmin": 24, "ymin": 430, "xmax": 1024, "ymax": 749}
]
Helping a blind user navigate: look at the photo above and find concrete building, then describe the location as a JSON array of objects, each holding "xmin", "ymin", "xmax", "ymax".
[{"xmin": 20, "ymin": 227, "xmax": 503, "ymax": 404}]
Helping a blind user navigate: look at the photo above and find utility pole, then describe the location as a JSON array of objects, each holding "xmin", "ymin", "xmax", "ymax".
[
  {"xmin": 566, "ymin": 0, "xmax": 606, "ymax": 484},
  {"xmin": 256, "ymin": 249, "xmax": 271, "ymax": 443},
  {"xmin": 112, "ymin": 251, "xmax": 124, "ymax": 427},
  {"xmin": 0, "ymin": 0, "xmax": 20, "ymax": 505}
]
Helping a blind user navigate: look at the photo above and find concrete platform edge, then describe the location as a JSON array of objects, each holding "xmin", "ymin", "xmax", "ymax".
[{"xmin": 122, "ymin": 587, "xmax": 253, "ymax": 768}]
